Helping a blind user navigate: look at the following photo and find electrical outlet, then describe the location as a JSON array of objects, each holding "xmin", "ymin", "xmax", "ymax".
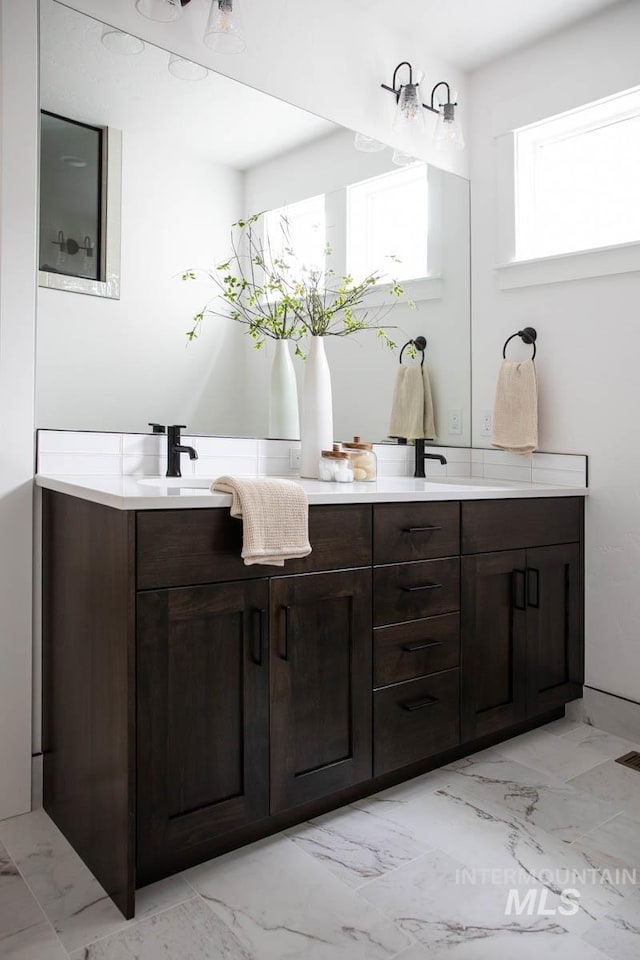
[
  {"xmin": 480, "ymin": 410, "xmax": 493, "ymax": 438},
  {"xmin": 448, "ymin": 408, "xmax": 462, "ymax": 435},
  {"xmin": 289, "ymin": 447, "xmax": 301, "ymax": 470}
]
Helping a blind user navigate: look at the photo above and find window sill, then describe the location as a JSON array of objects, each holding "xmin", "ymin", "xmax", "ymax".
[
  {"xmin": 358, "ymin": 275, "xmax": 443, "ymax": 308},
  {"xmin": 495, "ymin": 240, "xmax": 640, "ymax": 290}
]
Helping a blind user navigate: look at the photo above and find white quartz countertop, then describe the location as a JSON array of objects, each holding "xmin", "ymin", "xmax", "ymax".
[{"xmin": 35, "ymin": 474, "xmax": 588, "ymax": 511}]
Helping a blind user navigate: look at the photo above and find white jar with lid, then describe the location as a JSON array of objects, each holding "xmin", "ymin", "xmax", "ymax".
[
  {"xmin": 318, "ymin": 444, "xmax": 355, "ymax": 483},
  {"xmin": 342, "ymin": 436, "xmax": 377, "ymax": 481}
]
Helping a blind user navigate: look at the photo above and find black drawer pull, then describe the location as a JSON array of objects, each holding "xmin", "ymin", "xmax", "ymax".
[
  {"xmin": 402, "ymin": 525, "xmax": 442, "ymax": 533},
  {"xmin": 402, "ymin": 694, "xmax": 440, "ymax": 711},
  {"xmin": 402, "ymin": 583, "xmax": 442, "ymax": 593},
  {"xmin": 527, "ymin": 567, "xmax": 540, "ymax": 608},
  {"xmin": 401, "ymin": 639, "xmax": 443, "ymax": 653},
  {"xmin": 281, "ymin": 605, "xmax": 291, "ymax": 661}
]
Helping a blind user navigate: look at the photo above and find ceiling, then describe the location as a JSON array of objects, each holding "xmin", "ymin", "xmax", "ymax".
[
  {"xmin": 40, "ymin": 0, "xmax": 337, "ymax": 170},
  {"xmin": 397, "ymin": 0, "xmax": 623, "ymax": 70}
]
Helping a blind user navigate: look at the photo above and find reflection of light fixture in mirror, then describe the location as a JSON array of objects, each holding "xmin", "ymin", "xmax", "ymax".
[
  {"xmin": 81, "ymin": 236, "xmax": 95, "ymax": 275},
  {"xmin": 101, "ymin": 25, "xmax": 145, "ymax": 55},
  {"xmin": 353, "ymin": 132, "xmax": 386, "ymax": 153},
  {"xmin": 392, "ymin": 149, "xmax": 419, "ymax": 167},
  {"xmin": 381, "ymin": 63, "xmax": 464, "ymax": 151},
  {"xmin": 431, "ymin": 83, "xmax": 465, "ymax": 150},
  {"xmin": 60, "ymin": 155, "xmax": 88, "ymax": 168},
  {"xmin": 204, "ymin": 0, "xmax": 246, "ymax": 54},
  {"xmin": 135, "ymin": 0, "xmax": 191, "ymax": 22},
  {"xmin": 53, "ymin": 230, "xmax": 67, "ymax": 268},
  {"xmin": 168, "ymin": 54, "xmax": 208, "ymax": 81}
]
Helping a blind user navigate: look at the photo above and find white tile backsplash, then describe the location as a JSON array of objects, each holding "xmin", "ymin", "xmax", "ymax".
[
  {"xmin": 35, "ymin": 431, "xmax": 587, "ymax": 487},
  {"xmin": 38, "ymin": 431, "xmax": 122, "ymax": 455},
  {"xmin": 37, "ymin": 453, "xmax": 123, "ymax": 476}
]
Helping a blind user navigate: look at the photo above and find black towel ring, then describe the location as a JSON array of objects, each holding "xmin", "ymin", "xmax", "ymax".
[
  {"xmin": 503, "ymin": 327, "xmax": 537, "ymax": 360},
  {"xmin": 399, "ymin": 336, "xmax": 427, "ymax": 367}
]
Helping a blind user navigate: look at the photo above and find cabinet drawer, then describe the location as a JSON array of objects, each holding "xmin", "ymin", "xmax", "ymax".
[
  {"xmin": 374, "ymin": 502, "xmax": 459, "ymax": 564},
  {"xmin": 374, "ymin": 669, "xmax": 460, "ymax": 776},
  {"xmin": 374, "ymin": 559, "xmax": 459, "ymax": 626},
  {"xmin": 462, "ymin": 498, "xmax": 582, "ymax": 555},
  {"xmin": 374, "ymin": 613, "xmax": 459, "ymax": 688},
  {"xmin": 137, "ymin": 504, "xmax": 372, "ymax": 590}
]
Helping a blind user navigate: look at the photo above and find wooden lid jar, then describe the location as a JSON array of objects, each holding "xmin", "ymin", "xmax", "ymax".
[{"xmin": 341, "ymin": 436, "xmax": 377, "ymax": 481}]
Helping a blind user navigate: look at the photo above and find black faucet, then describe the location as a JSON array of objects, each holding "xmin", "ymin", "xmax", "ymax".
[
  {"xmin": 166, "ymin": 424, "xmax": 198, "ymax": 478},
  {"xmin": 414, "ymin": 438, "xmax": 447, "ymax": 478}
]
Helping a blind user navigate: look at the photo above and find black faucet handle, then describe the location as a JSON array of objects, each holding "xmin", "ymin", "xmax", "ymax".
[{"xmin": 148, "ymin": 423, "xmax": 166, "ymax": 434}]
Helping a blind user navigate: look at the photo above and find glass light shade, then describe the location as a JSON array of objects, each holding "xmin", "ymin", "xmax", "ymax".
[
  {"xmin": 353, "ymin": 132, "xmax": 386, "ymax": 153},
  {"xmin": 135, "ymin": 0, "xmax": 184, "ymax": 22},
  {"xmin": 433, "ymin": 107, "xmax": 465, "ymax": 151},
  {"xmin": 168, "ymin": 54, "xmax": 208, "ymax": 81},
  {"xmin": 101, "ymin": 26, "xmax": 145, "ymax": 55},
  {"xmin": 204, "ymin": 0, "xmax": 246, "ymax": 54},
  {"xmin": 393, "ymin": 83, "xmax": 425, "ymax": 132},
  {"xmin": 391, "ymin": 149, "xmax": 419, "ymax": 167}
]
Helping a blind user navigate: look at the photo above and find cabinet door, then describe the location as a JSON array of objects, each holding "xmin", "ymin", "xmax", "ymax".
[
  {"xmin": 137, "ymin": 579, "xmax": 269, "ymax": 883},
  {"xmin": 461, "ymin": 550, "xmax": 528, "ymax": 741},
  {"xmin": 270, "ymin": 569, "xmax": 372, "ymax": 813},
  {"xmin": 526, "ymin": 543, "xmax": 583, "ymax": 715}
]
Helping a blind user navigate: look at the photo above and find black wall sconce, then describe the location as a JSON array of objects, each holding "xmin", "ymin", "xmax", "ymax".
[{"xmin": 381, "ymin": 61, "xmax": 464, "ymax": 150}]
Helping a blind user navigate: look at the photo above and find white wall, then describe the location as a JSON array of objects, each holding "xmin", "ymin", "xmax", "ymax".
[
  {"xmin": 469, "ymin": 0, "xmax": 640, "ymax": 705},
  {"xmin": 54, "ymin": 0, "xmax": 469, "ymax": 180},
  {"xmin": 244, "ymin": 129, "xmax": 471, "ymax": 444},
  {"xmin": 37, "ymin": 131, "xmax": 246, "ymax": 435},
  {"xmin": 0, "ymin": 0, "xmax": 38, "ymax": 819}
]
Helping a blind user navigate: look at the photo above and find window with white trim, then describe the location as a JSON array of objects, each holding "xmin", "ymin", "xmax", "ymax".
[
  {"xmin": 263, "ymin": 194, "xmax": 326, "ymax": 287},
  {"xmin": 515, "ymin": 87, "xmax": 640, "ymax": 261},
  {"xmin": 347, "ymin": 164, "xmax": 429, "ymax": 283}
]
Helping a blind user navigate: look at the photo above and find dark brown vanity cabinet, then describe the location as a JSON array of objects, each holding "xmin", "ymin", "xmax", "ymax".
[
  {"xmin": 42, "ymin": 490, "xmax": 584, "ymax": 920},
  {"xmin": 136, "ymin": 579, "xmax": 270, "ymax": 884},
  {"xmin": 461, "ymin": 499, "xmax": 583, "ymax": 742},
  {"xmin": 270, "ymin": 569, "xmax": 372, "ymax": 813}
]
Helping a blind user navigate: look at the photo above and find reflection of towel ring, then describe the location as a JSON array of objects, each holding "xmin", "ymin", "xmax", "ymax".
[
  {"xmin": 503, "ymin": 327, "xmax": 537, "ymax": 360},
  {"xmin": 399, "ymin": 335, "xmax": 427, "ymax": 367}
]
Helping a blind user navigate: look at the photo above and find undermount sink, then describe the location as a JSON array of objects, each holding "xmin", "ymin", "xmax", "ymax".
[{"xmin": 137, "ymin": 477, "xmax": 214, "ymax": 489}]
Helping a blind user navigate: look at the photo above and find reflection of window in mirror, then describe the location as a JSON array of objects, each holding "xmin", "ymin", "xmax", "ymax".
[
  {"xmin": 39, "ymin": 111, "xmax": 103, "ymax": 281},
  {"xmin": 347, "ymin": 164, "xmax": 429, "ymax": 283},
  {"xmin": 264, "ymin": 194, "xmax": 326, "ymax": 289}
]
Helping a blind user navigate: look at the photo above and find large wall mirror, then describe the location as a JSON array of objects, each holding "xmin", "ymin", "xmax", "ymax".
[{"xmin": 37, "ymin": 0, "xmax": 471, "ymax": 445}]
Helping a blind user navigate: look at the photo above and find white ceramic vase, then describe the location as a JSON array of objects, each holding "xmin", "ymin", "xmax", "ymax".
[
  {"xmin": 269, "ymin": 339, "xmax": 299, "ymax": 440},
  {"xmin": 300, "ymin": 335, "xmax": 333, "ymax": 478}
]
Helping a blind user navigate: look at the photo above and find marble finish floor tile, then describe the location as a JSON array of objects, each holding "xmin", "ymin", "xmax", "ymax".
[
  {"xmin": 0, "ymin": 808, "xmax": 195, "ymax": 952},
  {"xmin": 439, "ymin": 753, "xmax": 621, "ymax": 841},
  {"xmin": 355, "ymin": 778, "xmax": 633, "ymax": 931},
  {"xmin": 286, "ymin": 802, "xmax": 433, "ymax": 888},
  {"xmin": 559, "ymin": 723, "xmax": 640, "ymax": 761},
  {"xmin": 571, "ymin": 813, "xmax": 640, "ymax": 893},
  {"xmin": 582, "ymin": 891, "xmax": 640, "ymax": 960},
  {"xmin": 568, "ymin": 761, "xmax": 640, "ymax": 821},
  {"xmin": 491, "ymin": 728, "xmax": 606, "ymax": 781},
  {"xmin": 393, "ymin": 928, "xmax": 612, "ymax": 959},
  {"xmin": 68, "ymin": 898, "xmax": 254, "ymax": 960},
  {"xmin": 543, "ymin": 717, "xmax": 594, "ymax": 738},
  {"xmin": 0, "ymin": 841, "xmax": 67, "ymax": 960},
  {"xmin": 184, "ymin": 835, "xmax": 412, "ymax": 959},
  {"xmin": 358, "ymin": 845, "xmax": 572, "ymax": 951}
]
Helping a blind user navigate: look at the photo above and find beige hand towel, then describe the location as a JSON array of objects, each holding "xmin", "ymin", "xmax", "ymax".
[
  {"xmin": 492, "ymin": 359, "xmax": 538, "ymax": 455},
  {"xmin": 388, "ymin": 364, "xmax": 437, "ymax": 441},
  {"xmin": 211, "ymin": 476, "xmax": 312, "ymax": 567}
]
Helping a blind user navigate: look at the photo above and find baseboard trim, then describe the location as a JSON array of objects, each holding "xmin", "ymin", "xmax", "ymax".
[{"xmin": 567, "ymin": 688, "xmax": 640, "ymax": 742}]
